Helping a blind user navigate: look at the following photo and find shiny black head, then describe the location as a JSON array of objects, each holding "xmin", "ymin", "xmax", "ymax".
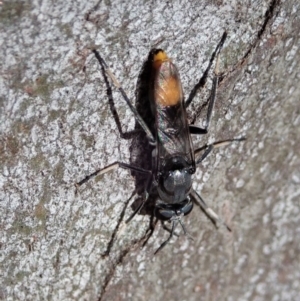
[
  {"xmin": 155, "ymin": 198, "xmax": 193, "ymax": 221},
  {"xmin": 154, "ymin": 197, "xmax": 194, "ymax": 255}
]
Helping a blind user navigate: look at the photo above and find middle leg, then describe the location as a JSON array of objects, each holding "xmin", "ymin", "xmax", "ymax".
[{"xmin": 188, "ymin": 31, "xmax": 227, "ymax": 135}]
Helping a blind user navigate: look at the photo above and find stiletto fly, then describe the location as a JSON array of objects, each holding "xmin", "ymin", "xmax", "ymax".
[{"xmin": 77, "ymin": 32, "xmax": 244, "ymax": 254}]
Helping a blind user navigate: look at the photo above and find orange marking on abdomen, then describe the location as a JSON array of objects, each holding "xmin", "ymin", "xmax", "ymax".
[
  {"xmin": 156, "ymin": 76, "xmax": 181, "ymax": 106},
  {"xmin": 152, "ymin": 50, "xmax": 182, "ymax": 106},
  {"xmin": 153, "ymin": 50, "xmax": 169, "ymax": 69}
]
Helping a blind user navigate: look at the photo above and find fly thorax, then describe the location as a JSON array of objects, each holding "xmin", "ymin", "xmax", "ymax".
[{"xmin": 158, "ymin": 169, "xmax": 192, "ymax": 204}]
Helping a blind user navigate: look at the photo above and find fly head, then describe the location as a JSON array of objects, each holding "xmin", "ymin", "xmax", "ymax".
[{"xmin": 155, "ymin": 197, "xmax": 194, "ymax": 221}]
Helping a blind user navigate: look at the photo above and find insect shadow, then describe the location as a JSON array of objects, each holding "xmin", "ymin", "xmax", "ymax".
[
  {"xmin": 76, "ymin": 49, "xmax": 157, "ymax": 256},
  {"xmin": 77, "ymin": 33, "xmax": 245, "ymax": 255}
]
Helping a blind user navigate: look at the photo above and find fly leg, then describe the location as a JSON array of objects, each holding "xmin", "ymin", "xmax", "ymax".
[
  {"xmin": 125, "ymin": 173, "xmax": 153, "ymax": 223},
  {"xmin": 185, "ymin": 31, "xmax": 227, "ymax": 110},
  {"xmin": 178, "ymin": 219, "xmax": 195, "ymax": 242},
  {"xmin": 76, "ymin": 161, "xmax": 151, "ymax": 188},
  {"xmin": 161, "ymin": 223, "xmax": 180, "ymax": 237},
  {"xmin": 195, "ymin": 138, "xmax": 246, "ymax": 165},
  {"xmin": 76, "ymin": 161, "xmax": 153, "ymax": 221},
  {"xmin": 141, "ymin": 212, "xmax": 159, "ymax": 248},
  {"xmin": 190, "ymin": 189, "xmax": 231, "ymax": 232},
  {"xmin": 76, "ymin": 162, "xmax": 152, "ymax": 256},
  {"xmin": 188, "ymin": 32, "xmax": 227, "ymax": 135},
  {"xmin": 101, "ymin": 190, "xmax": 136, "ymax": 257},
  {"xmin": 76, "ymin": 161, "xmax": 152, "ymax": 217},
  {"xmin": 154, "ymin": 220, "xmax": 178, "ymax": 255},
  {"xmin": 93, "ymin": 49, "xmax": 156, "ymax": 145},
  {"xmin": 154, "ymin": 217, "xmax": 194, "ymax": 254}
]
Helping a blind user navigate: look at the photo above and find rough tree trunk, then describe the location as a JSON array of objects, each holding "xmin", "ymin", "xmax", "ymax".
[{"xmin": 1, "ymin": 1, "xmax": 299, "ymax": 300}]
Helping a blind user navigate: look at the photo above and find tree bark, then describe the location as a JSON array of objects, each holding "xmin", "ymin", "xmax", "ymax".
[{"xmin": 1, "ymin": 0, "xmax": 299, "ymax": 300}]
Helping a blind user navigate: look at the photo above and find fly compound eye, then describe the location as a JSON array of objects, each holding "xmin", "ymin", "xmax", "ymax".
[
  {"xmin": 181, "ymin": 200, "xmax": 193, "ymax": 216},
  {"xmin": 155, "ymin": 208, "xmax": 175, "ymax": 221},
  {"xmin": 155, "ymin": 199, "xmax": 193, "ymax": 221}
]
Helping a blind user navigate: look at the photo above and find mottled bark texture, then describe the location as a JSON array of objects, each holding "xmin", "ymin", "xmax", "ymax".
[{"xmin": 1, "ymin": 0, "xmax": 299, "ymax": 300}]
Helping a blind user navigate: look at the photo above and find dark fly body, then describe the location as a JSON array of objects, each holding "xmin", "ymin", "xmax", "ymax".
[{"xmin": 77, "ymin": 33, "xmax": 244, "ymax": 253}]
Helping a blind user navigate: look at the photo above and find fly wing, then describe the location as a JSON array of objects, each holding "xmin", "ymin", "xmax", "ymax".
[{"xmin": 152, "ymin": 50, "xmax": 195, "ymax": 172}]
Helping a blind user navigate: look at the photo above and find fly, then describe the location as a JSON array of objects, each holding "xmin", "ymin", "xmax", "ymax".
[{"xmin": 77, "ymin": 32, "xmax": 244, "ymax": 254}]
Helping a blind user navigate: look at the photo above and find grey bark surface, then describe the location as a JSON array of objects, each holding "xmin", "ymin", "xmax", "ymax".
[{"xmin": 1, "ymin": 0, "xmax": 299, "ymax": 300}]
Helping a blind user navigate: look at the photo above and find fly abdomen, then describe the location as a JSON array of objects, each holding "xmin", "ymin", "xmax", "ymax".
[{"xmin": 153, "ymin": 50, "xmax": 183, "ymax": 107}]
